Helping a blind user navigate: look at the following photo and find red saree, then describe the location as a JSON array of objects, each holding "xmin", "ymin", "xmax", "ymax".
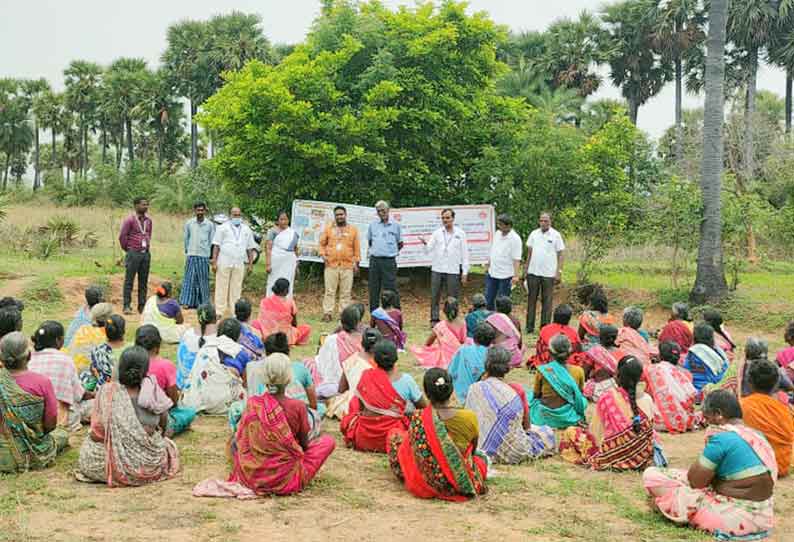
[
  {"xmin": 253, "ymin": 295, "xmax": 311, "ymax": 346},
  {"xmin": 658, "ymin": 320, "xmax": 693, "ymax": 354},
  {"xmin": 340, "ymin": 368, "xmax": 408, "ymax": 453}
]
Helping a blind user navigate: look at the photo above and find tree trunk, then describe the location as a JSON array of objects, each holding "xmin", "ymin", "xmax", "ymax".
[
  {"xmin": 158, "ymin": 124, "xmax": 164, "ymax": 173},
  {"xmin": 743, "ymin": 48, "xmax": 758, "ymax": 180},
  {"xmin": 786, "ymin": 69, "xmax": 792, "ymax": 135},
  {"xmin": 51, "ymin": 128, "xmax": 57, "ymax": 166},
  {"xmin": 628, "ymin": 96, "xmax": 639, "ymax": 126},
  {"xmin": 33, "ymin": 122, "xmax": 40, "ymax": 191},
  {"xmin": 78, "ymin": 120, "xmax": 85, "ymax": 177},
  {"xmin": 190, "ymin": 100, "xmax": 198, "ymax": 169},
  {"xmin": 125, "ymin": 117, "xmax": 134, "ymax": 166},
  {"xmin": 82, "ymin": 126, "xmax": 89, "ymax": 178},
  {"xmin": 101, "ymin": 129, "xmax": 107, "ymax": 164},
  {"xmin": 2, "ymin": 153, "xmax": 9, "ymax": 191},
  {"xmin": 674, "ymin": 55, "xmax": 684, "ymax": 163},
  {"xmin": 691, "ymin": 0, "xmax": 729, "ymax": 305}
]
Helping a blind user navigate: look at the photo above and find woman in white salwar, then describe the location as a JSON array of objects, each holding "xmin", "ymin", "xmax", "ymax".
[{"xmin": 265, "ymin": 211, "xmax": 300, "ymax": 298}]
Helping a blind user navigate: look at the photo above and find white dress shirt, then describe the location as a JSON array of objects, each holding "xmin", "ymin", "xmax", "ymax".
[
  {"xmin": 526, "ymin": 227, "xmax": 565, "ymax": 278},
  {"xmin": 488, "ymin": 229, "xmax": 522, "ymax": 279},
  {"xmin": 212, "ymin": 222, "xmax": 258, "ymax": 268},
  {"xmin": 426, "ymin": 226, "xmax": 469, "ymax": 275}
]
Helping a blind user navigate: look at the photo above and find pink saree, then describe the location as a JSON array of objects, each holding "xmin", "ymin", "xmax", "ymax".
[
  {"xmin": 643, "ymin": 362, "xmax": 701, "ymax": 433},
  {"xmin": 410, "ymin": 321, "xmax": 469, "ymax": 369},
  {"xmin": 485, "ymin": 313, "xmax": 524, "ymax": 367},
  {"xmin": 253, "ymin": 295, "xmax": 311, "ymax": 346},
  {"xmin": 616, "ymin": 327, "xmax": 658, "ymax": 365}
]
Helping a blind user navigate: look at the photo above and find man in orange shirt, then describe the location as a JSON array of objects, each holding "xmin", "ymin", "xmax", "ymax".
[{"xmin": 319, "ymin": 206, "xmax": 361, "ymax": 322}]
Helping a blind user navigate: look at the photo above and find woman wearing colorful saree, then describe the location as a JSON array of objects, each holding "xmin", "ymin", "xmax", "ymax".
[
  {"xmin": 140, "ymin": 282, "xmax": 186, "ymax": 345},
  {"xmin": 775, "ymin": 321, "xmax": 794, "ymax": 381},
  {"xmin": 234, "ymin": 298, "xmax": 264, "ymax": 360},
  {"xmin": 580, "ymin": 324, "xmax": 624, "ymax": 402},
  {"xmin": 486, "ymin": 296, "xmax": 524, "ymax": 368},
  {"xmin": 253, "ymin": 278, "xmax": 311, "ymax": 346},
  {"xmin": 89, "ymin": 315, "xmax": 128, "ymax": 386},
  {"xmin": 326, "ymin": 328, "xmax": 381, "ymax": 419},
  {"xmin": 371, "ymin": 289, "xmax": 406, "ymax": 350},
  {"xmin": 307, "ymin": 305, "xmax": 364, "ymax": 398},
  {"xmin": 76, "ymin": 347, "xmax": 180, "ymax": 486},
  {"xmin": 643, "ymin": 390, "xmax": 777, "ymax": 540},
  {"xmin": 465, "ymin": 347, "xmax": 555, "ymax": 464},
  {"xmin": 448, "ymin": 322, "xmax": 496, "ymax": 404},
  {"xmin": 411, "ymin": 297, "xmax": 469, "ymax": 369},
  {"xmin": 703, "ymin": 309, "xmax": 735, "ymax": 362},
  {"xmin": 577, "ymin": 290, "xmax": 615, "ymax": 351},
  {"xmin": 265, "ymin": 210, "xmax": 300, "ymax": 298},
  {"xmin": 176, "ymin": 304, "xmax": 217, "ymax": 391},
  {"xmin": 195, "ymin": 354, "xmax": 335, "ymax": 497},
  {"xmin": 68, "ymin": 302, "xmax": 113, "ymax": 371},
  {"xmin": 643, "ymin": 342, "xmax": 701, "ymax": 433},
  {"xmin": 527, "ymin": 304, "xmax": 580, "ymax": 368},
  {"xmin": 616, "ymin": 306, "xmax": 658, "ymax": 366},
  {"xmin": 530, "ymin": 334, "xmax": 587, "ymax": 429},
  {"xmin": 464, "ymin": 294, "xmax": 491, "ymax": 339},
  {"xmin": 341, "ymin": 340, "xmax": 428, "ymax": 453},
  {"xmin": 683, "ymin": 323, "xmax": 729, "ymax": 394},
  {"xmin": 0, "ymin": 332, "xmax": 68, "ymax": 473},
  {"xmin": 388, "ymin": 368, "xmax": 487, "ymax": 501},
  {"xmin": 658, "ymin": 302, "xmax": 694, "ymax": 354}
]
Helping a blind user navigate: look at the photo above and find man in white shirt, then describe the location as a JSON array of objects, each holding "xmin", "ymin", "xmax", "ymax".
[
  {"xmin": 421, "ymin": 208, "xmax": 469, "ymax": 325},
  {"xmin": 524, "ymin": 212, "xmax": 565, "ymax": 333},
  {"xmin": 211, "ymin": 207, "xmax": 259, "ymax": 317},
  {"xmin": 485, "ymin": 213, "xmax": 522, "ymax": 311}
]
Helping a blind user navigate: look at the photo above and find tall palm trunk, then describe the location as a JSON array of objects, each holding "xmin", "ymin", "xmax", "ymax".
[
  {"xmin": 2, "ymin": 153, "xmax": 9, "ymax": 190},
  {"xmin": 742, "ymin": 48, "xmax": 759, "ymax": 263},
  {"xmin": 51, "ymin": 128, "xmax": 57, "ymax": 166},
  {"xmin": 786, "ymin": 68, "xmax": 792, "ymax": 135},
  {"xmin": 125, "ymin": 117, "xmax": 134, "ymax": 166},
  {"xmin": 674, "ymin": 54, "xmax": 684, "ymax": 162},
  {"xmin": 33, "ymin": 121, "xmax": 40, "ymax": 191},
  {"xmin": 101, "ymin": 129, "xmax": 107, "ymax": 164},
  {"xmin": 190, "ymin": 100, "xmax": 198, "ymax": 169},
  {"xmin": 81, "ymin": 125, "xmax": 89, "ymax": 178},
  {"xmin": 628, "ymin": 96, "xmax": 640, "ymax": 125},
  {"xmin": 691, "ymin": 0, "xmax": 729, "ymax": 304}
]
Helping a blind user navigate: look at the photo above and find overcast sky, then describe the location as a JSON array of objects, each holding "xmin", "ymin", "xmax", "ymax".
[{"xmin": 0, "ymin": 0, "xmax": 786, "ymax": 139}]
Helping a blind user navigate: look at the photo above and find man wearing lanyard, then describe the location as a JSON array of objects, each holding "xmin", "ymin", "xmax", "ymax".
[
  {"xmin": 211, "ymin": 207, "xmax": 258, "ymax": 317},
  {"xmin": 421, "ymin": 208, "xmax": 469, "ymax": 326},
  {"xmin": 524, "ymin": 212, "xmax": 565, "ymax": 334},
  {"xmin": 366, "ymin": 200, "xmax": 403, "ymax": 312},
  {"xmin": 319, "ymin": 206, "xmax": 361, "ymax": 322},
  {"xmin": 119, "ymin": 196, "xmax": 152, "ymax": 315}
]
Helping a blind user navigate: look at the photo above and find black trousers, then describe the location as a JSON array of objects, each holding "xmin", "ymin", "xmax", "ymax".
[
  {"xmin": 123, "ymin": 250, "xmax": 150, "ymax": 312},
  {"xmin": 430, "ymin": 271, "xmax": 461, "ymax": 323},
  {"xmin": 368, "ymin": 256, "xmax": 399, "ymax": 311},
  {"xmin": 526, "ymin": 274, "xmax": 554, "ymax": 333}
]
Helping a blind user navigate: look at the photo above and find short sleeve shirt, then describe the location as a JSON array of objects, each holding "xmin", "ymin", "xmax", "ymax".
[
  {"xmin": 367, "ymin": 220, "xmax": 403, "ymax": 258},
  {"xmin": 699, "ymin": 430, "xmax": 769, "ymax": 480},
  {"xmin": 147, "ymin": 357, "xmax": 177, "ymax": 391},
  {"xmin": 393, "ymin": 373, "xmax": 422, "ymax": 405},
  {"xmin": 212, "ymin": 222, "xmax": 258, "ymax": 268},
  {"xmin": 12, "ymin": 371, "xmax": 58, "ymax": 422},
  {"xmin": 291, "ymin": 362, "xmax": 314, "ymax": 389},
  {"xmin": 526, "ymin": 227, "xmax": 565, "ymax": 278},
  {"xmin": 488, "ymin": 229, "xmax": 522, "ymax": 279}
]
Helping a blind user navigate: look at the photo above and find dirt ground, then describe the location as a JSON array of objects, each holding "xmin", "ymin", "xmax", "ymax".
[{"xmin": 1, "ymin": 272, "xmax": 793, "ymax": 542}]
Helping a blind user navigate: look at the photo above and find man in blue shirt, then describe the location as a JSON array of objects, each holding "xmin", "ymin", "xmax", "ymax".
[
  {"xmin": 367, "ymin": 200, "xmax": 403, "ymax": 311},
  {"xmin": 179, "ymin": 202, "xmax": 216, "ymax": 308}
]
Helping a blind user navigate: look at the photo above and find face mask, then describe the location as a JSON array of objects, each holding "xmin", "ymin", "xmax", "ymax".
[{"xmin": 231, "ymin": 218, "xmax": 242, "ymax": 226}]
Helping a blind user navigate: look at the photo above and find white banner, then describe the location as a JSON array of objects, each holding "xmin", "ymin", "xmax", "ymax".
[{"xmin": 291, "ymin": 200, "xmax": 495, "ymax": 268}]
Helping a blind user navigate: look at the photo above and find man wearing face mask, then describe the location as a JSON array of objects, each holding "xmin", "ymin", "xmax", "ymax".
[
  {"xmin": 366, "ymin": 200, "xmax": 403, "ymax": 312},
  {"xmin": 179, "ymin": 201, "xmax": 215, "ymax": 309},
  {"xmin": 211, "ymin": 207, "xmax": 259, "ymax": 317},
  {"xmin": 319, "ymin": 206, "xmax": 361, "ymax": 322}
]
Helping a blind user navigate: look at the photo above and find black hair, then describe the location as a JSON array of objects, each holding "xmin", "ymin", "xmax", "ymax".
[
  {"xmin": 470, "ymin": 293, "xmax": 486, "ymax": 311},
  {"xmin": 333, "ymin": 205, "xmax": 346, "ymax": 214},
  {"xmin": 218, "ymin": 318, "xmax": 242, "ymax": 342},
  {"xmin": 599, "ymin": 324, "xmax": 619, "ymax": 348},
  {"xmin": 0, "ymin": 308, "xmax": 23, "ymax": 338},
  {"xmin": 197, "ymin": 303, "xmax": 217, "ymax": 348},
  {"xmin": 0, "ymin": 297, "xmax": 24, "ymax": 311},
  {"xmin": 32, "ymin": 321, "xmax": 64, "ymax": 351},
  {"xmin": 118, "ymin": 346, "xmax": 150, "ymax": 388},
  {"xmin": 552, "ymin": 304, "xmax": 573, "ymax": 325},
  {"xmin": 272, "ymin": 278, "xmax": 290, "ymax": 296},
  {"xmin": 703, "ymin": 308, "xmax": 735, "ymax": 348},
  {"xmin": 133, "ymin": 196, "xmax": 147, "ymax": 205},
  {"xmin": 85, "ymin": 286, "xmax": 104, "ymax": 307},
  {"xmin": 617, "ymin": 356, "xmax": 644, "ymax": 433},
  {"xmin": 373, "ymin": 339, "xmax": 398, "ymax": 371},
  {"xmin": 747, "ymin": 359, "xmax": 780, "ymax": 394},
  {"xmin": 485, "ymin": 346, "xmax": 511, "ymax": 378},
  {"xmin": 473, "ymin": 322, "xmax": 496, "ymax": 347},
  {"xmin": 276, "ymin": 209, "xmax": 289, "ymax": 220},
  {"xmin": 134, "ymin": 324, "xmax": 162, "ymax": 353},
  {"xmin": 105, "ymin": 315, "xmax": 126, "ymax": 342},
  {"xmin": 340, "ymin": 305, "xmax": 361, "ymax": 333},
  {"xmin": 786, "ymin": 321, "xmax": 794, "ymax": 346},
  {"xmin": 381, "ymin": 290, "xmax": 398, "ymax": 310},
  {"xmin": 264, "ymin": 332, "xmax": 290, "ymax": 356},
  {"xmin": 496, "ymin": 213, "xmax": 513, "ymax": 227},
  {"xmin": 424, "ymin": 368, "xmax": 453, "ymax": 403},
  {"xmin": 193, "ymin": 201, "xmax": 207, "ymax": 209},
  {"xmin": 494, "ymin": 295, "xmax": 512, "ymax": 315},
  {"xmin": 441, "ymin": 208, "xmax": 455, "ymax": 218},
  {"xmin": 361, "ymin": 327, "xmax": 383, "ymax": 353},
  {"xmin": 693, "ymin": 322, "xmax": 715, "ymax": 348},
  {"xmin": 352, "ymin": 302, "xmax": 366, "ymax": 320},
  {"xmin": 157, "ymin": 282, "xmax": 173, "ymax": 299},
  {"xmin": 443, "ymin": 297, "xmax": 460, "ymax": 321},
  {"xmin": 658, "ymin": 341, "xmax": 681, "ymax": 365},
  {"xmin": 234, "ymin": 298, "xmax": 252, "ymax": 322},
  {"xmin": 702, "ymin": 389, "xmax": 743, "ymax": 420},
  {"xmin": 590, "ymin": 291, "xmax": 608, "ymax": 313}
]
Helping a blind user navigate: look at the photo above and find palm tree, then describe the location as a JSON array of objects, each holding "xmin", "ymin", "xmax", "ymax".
[
  {"xmin": 691, "ymin": 0, "xmax": 729, "ymax": 304},
  {"xmin": 497, "ymin": 59, "xmax": 584, "ymax": 123},
  {"xmin": 104, "ymin": 58, "xmax": 151, "ymax": 167},
  {"xmin": 23, "ymin": 78, "xmax": 50, "ymax": 190},
  {"xmin": 63, "ymin": 60, "xmax": 103, "ymax": 177},
  {"xmin": 769, "ymin": 3, "xmax": 794, "ymax": 133},
  {"xmin": 33, "ymin": 89, "xmax": 62, "ymax": 170}
]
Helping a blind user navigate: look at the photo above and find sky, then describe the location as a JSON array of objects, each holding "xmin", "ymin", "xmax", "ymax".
[{"xmin": 0, "ymin": 0, "xmax": 787, "ymax": 140}]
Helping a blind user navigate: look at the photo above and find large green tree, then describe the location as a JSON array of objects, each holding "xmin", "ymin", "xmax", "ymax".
[
  {"xmin": 0, "ymin": 79, "xmax": 34, "ymax": 189},
  {"xmin": 63, "ymin": 60, "xmax": 103, "ymax": 177}
]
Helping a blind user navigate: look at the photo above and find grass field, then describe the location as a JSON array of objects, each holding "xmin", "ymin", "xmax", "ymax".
[{"xmin": 2, "ymin": 202, "xmax": 794, "ymax": 542}]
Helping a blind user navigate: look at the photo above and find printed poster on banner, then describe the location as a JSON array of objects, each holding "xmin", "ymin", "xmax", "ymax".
[{"xmin": 291, "ymin": 200, "xmax": 495, "ymax": 269}]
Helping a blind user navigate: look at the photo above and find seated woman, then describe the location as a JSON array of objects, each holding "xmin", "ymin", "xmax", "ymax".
[
  {"xmin": 577, "ymin": 290, "xmax": 615, "ymax": 352},
  {"xmin": 683, "ymin": 323, "xmax": 729, "ymax": 395},
  {"xmin": 776, "ymin": 321, "xmax": 794, "ymax": 381},
  {"xmin": 194, "ymin": 354, "xmax": 335, "ymax": 497},
  {"xmin": 308, "ymin": 305, "xmax": 364, "ymax": 398},
  {"xmin": 68, "ymin": 302, "xmax": 113, "ymax": 371},
  {"xmin": 141, "ymin": 282, "xmax": 186, "ymax": 344},
  {"xmin": 29, "ymin": 321, "xmax": 93, "ymax": 430},
  {"xmin": 76, "ymin": 346, "xmax": 180, "ymax": 486},
  {"xmin": 341, "ymin": 340, "xmax": 428, "ymax": 453},
  {"xmin": 411, "ymin": 297, "xmax": 469, "ymax": 369},
  {"xmin": 65, "ymin": 285, "xmax": 103, "ymax": 348},
  {"xmin": 527, "ymin": 304, "xmax": 580, "ymax": 368},
  {"xmin": 371, "ymin": 289, "xmax": 406, "ymax": 350},
  {"xmin": 643, "ymin": 341, "xmax": 701, "ymax": 433},
  {"xmin": 738, "ymin": 337, "xmax": 794, "ymax": 400},
  {"xmin": 703, "ymin": 308, "xmax": 736, "ymax": 362},
  {"xmin": 388, "ymin": 368, "xmax": 487, "ymax": 501},
  {"xmin": 530, "ymin": 334, "xmax": 587, "ymax": 429},
  {"xmin": 643, "ymin": 390, "xmax": 777, "ymax": 540},
  {"xmin": 658, "ymin": 302, "xmax": 694, "ymax": 354},
  {"xmin": 253, "ymin": 278, "xmax": 310, "ymax": 346},
  {"xmin": 0, "ymin": 332, "xmax": 68, "ymax": 473},
  {"xmin": 580, "ymin": 324, "xmax": 624, "ymax": 402},
  {"xmin": 235, "ymin": 298, "xmax": 264, "ymax": 360},
  {"xmin": 616, "ymin": 306, "xmax": 658, "ymax": 366},
  {"xmin": 176, "ymin": 304, "xmax": 218, "ymax": 390},
  {"xmin": 215, "ymin": 319, "xmax": 252, "ymax": 385},
  {"xmin": 326, "ymin": 328, "xmax": 381, "ymax": 419},
  {"xmin": 89, "ymin": 315, "xmax": 128, "ymax": 387},
  {"xmin": 465, "ymin": 347, "xmax": 555, "ymax": 465},
  {"xmin": 464, "ymin": 294, "xmax": 491, "ymax": 339},
  {"xmin": 486, "ymin": 296, "xmax": 524, "ymax": 368},
  {"xmin": 448, "ymin": 322, "xmax": 496, "ymax": 404},
  {"xmin": 135, "ymin": 325, "xmax": 197, "ymax": 436},
  {"xmin": 741, "ymin": 358, "xmax": 794, "ymax": 477}
]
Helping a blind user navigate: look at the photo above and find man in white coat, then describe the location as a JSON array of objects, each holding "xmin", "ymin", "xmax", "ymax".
[
  {"xmin": 211, "ymin": 207, "xmax": 258, "ymax": 317},
  {"xmin": 421, "ymin": 208, "xmax": 469, "ymax": 326}
]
